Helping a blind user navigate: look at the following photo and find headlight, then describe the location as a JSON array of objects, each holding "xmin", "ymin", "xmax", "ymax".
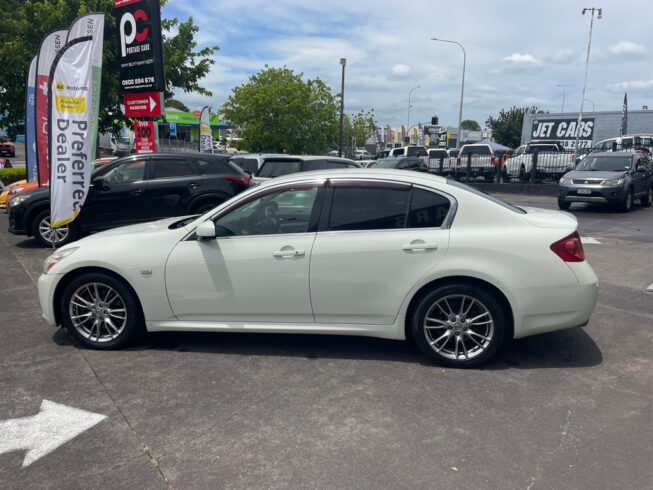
[
  {"xmin": 602, "ymin": 178, "xmax": 624, "ymax": 186},
  {"xmin": 559, "ymin": 177, "xmax": 572, "ymax": 184},
  {"xmin": 8, "ymin": 195, "xmax": 28, "ymax": 206},
  {"xmin": 43, "ymin": 247, "xmax": 78, "ymax": 274}
]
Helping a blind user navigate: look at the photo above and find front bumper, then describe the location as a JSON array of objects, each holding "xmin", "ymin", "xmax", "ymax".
[
  {"xmin": 38, "ymin": 273, "xmax": 64, "ymax": 326},
  {"xmin": 7, "ymin": 202, "xmax": 28, "ymax": 235},
  {"xmin": 558, "ymin": 183, "xmax": 626, "ymax": 204}
]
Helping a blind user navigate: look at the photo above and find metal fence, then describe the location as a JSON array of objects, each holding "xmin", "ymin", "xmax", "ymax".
[{"xmin": 426, "ymin": 144, "xmax": 653, "ymax": 184}]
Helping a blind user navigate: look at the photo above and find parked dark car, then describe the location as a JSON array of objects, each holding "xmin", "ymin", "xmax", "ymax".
[
  {"xmin": 253, "ymin": 155, "xmax": 360, "ymax": 184},
  {"xmin": 371, "ymin": 156, "xmax": 429, "ymax": 172},
  {"xmin": 557, "ymin": 151, "xmax": 653, "ymax": 212},
  {"xmin": 8, "ymin": 153, "xmax": 251, "ymax": 246}
]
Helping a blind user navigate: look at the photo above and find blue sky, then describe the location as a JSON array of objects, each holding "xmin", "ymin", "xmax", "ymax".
[{"xmin": 163, "ymin": 0, "xmax": 653, "ymax": 128}]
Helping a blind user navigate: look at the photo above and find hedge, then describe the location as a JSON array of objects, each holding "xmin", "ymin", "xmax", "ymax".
[{"xmin": 0, "ymin": 168, "xmax": 27, "ymax": 186}]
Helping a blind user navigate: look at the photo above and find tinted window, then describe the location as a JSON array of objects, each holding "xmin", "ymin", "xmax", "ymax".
[
  {"xmin": 102, "ymin": 160, "xmax": 146, "ymax": 184},
  {"xmin": 460, "ymin": 146, "xmax": 491, "ymax": 156},
  {"xmin": 305, "ymin": 160, "xmax": 348, "ymax": 171},
  {"xmin": 214, "ymin": 186, "xmax": 319, "ymax": 236},
  {"xmin": 407, "ymin": 147, "xmax": 428, "ymax": 157},
  {"xmin": 373, "ymin": 158, "xmax": 400, "ymax": 168},
  {"xmin": 257, "ymin": 159, "xmax": 302, "ymax": 178},
  {"xmin": 429, "ymin": 150, "xmax": 447, "ymax": 158},
  {"xmin": 193, "ymin": 159, "xmax": 212, "ymax": 175},
  {"xmin": 576, "ymin": 155, "xmax": 632, "ymax": 171},
  {"xmin": 152, "ymin": 158, "xmax": 195, "ymax": 179},
  {"xmin": 232, "ymin": 158, "xmax": 259, "ymax": 174},
  {"xmin": 391, "ymin": 148, "xmax": 404, "ymax": 157},
  {"xmin": 328, "ymin": 187, "xmax": 408, "ymax": 231},
  {"xmin": 447, "ymin": 180, "xmax": 526, "ymax": 214},
  {"xmin": 408, "ymin": 189, "xmax": 451, "ymax": 228}
]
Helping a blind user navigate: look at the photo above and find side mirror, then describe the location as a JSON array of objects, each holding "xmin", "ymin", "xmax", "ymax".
[
  {"xmin": 196, "ymin": 221, "xmax": 216, "ymax": 239},
  {"xmin": 92, "ymin": 176, "xmax": 104, "ymax": 189}
]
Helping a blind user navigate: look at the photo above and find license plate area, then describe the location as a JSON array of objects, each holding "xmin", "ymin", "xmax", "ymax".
[{"xmin": 577, "ymin": 188, "xmax": 592, "ymax": 195}]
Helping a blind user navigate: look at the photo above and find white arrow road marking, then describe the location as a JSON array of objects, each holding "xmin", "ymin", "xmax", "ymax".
[
  {"xmin": 0, "ymin": 400, "xmax": 107, "ymax": 467},
  {"xmin": 149, "ymin": 96, "xmax": 156, "ymax": 112},
  {"xmin": 646, "ymin": 283, "xmax": 653, "ymax": 293},
  {"xmin": 581, "ymin": 237, "xmax": 602, "ymax": 245}
]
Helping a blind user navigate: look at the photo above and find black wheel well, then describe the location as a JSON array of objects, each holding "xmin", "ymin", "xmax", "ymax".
[
  {"xmin": 53, "ymin": 266, "xmax": 145, "ymax": 327},
  {"xmin": 25, "ymin": 203, "xmax": 50, "ymax": 236},
  {"xmin": 404, "ymin": 276, "xmax": 514, "ymax": 342}
]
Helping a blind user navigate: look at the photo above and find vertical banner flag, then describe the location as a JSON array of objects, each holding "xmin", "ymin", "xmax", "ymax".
[
  {"xmin": 36, "ymin": 29, "xmax": 67, "ymax": 187},
  {"xmin": 67, "ymin": 13, "xmax": 105, "ymax": 160},
  {"xmin": 48, "ymin": 37, "xmax": 94, "ymax": 228},
  {"xmin": 199, "ymin": 106, "xmax": 212, "ymax": 152},
  {"xmin": 25, "ymin": 56, "xmax": 38, "ymax": 182},
  {"xmin": 620, "ymin": 93, "xmax": 628, "ymax": 136}
]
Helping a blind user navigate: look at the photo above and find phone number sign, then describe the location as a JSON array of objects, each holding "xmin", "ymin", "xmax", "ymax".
[{"xmin": 531, "ymin": 118, "xmax": 595, "ymax": 149}]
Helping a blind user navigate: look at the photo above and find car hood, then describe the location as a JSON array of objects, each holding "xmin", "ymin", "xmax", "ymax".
[
  {"xmin": 78, "ymin": 216, "xmax": 192, "ymax": 241},
  {"xmin": 565, "ymin": 170, "xmax": 626, "ymax": 180},
  {"xmin": 521, "ymin": 207, "xmax": 578, "ymax": 230}
]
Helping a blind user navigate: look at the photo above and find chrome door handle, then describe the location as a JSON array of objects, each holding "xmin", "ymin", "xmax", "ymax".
[
  {"xmin": 272, "ymin": 249, "xmax": 305, "ymax": 258},
  {"xmin": 403, "ymin": 243, "xmax": 438, "ymax": 251},
  {"xmin": 130, "ymin": 189, "xmax": 143, "ymax": 196}
]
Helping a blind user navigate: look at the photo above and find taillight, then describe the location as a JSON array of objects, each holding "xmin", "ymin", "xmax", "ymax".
[
  {"xmin": 550, "ymin": 231, "xmax": 584, "ymax": 262},
  {"xmin": 225, "ymin": 175, "xmax": 251, "ymax": 186},
  {"xmin": 457, "ymin": 156, "xmax": 461, "ymax": 164},
  {"xmin": 491, "ymin": 157, "xmax": 498, "ymax": 164}
]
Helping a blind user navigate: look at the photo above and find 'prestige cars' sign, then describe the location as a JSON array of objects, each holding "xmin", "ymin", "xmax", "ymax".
[
  {"xmin": 114, "ymin": 0, "xmax": 165, "ymax": 93},
  {"xmin": 531, "ymin": 118, "xmax": 595, "ymax": 149}
]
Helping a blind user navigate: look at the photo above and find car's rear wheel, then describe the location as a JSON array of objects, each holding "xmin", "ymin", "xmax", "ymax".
[
  {"xmin": 620, "ymin": 188, "xmax": 633, "ymax": 212},
  {"xmin": 60, "ymin": 272, "xmax": 141, "ymax": 349},
  {"xmin": 32, "ymin": 209, "xmax": 78, "ymax": 247},
  {"xmin": 641, "ymin": 186, "xmax": 652, "ymax": 207},
  {"xmin": 411, "ymin": 284, "xmax": 507, "ymax": 367},
  {"xmin": 558, "ymin": 199, "xmax": 571, "ymax": 210},
  {"xmin": 519, "ymin": 165, "xmax": 528, "ymax": 182}
]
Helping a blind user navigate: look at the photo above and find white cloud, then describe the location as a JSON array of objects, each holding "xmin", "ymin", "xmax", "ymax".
[
  {"xmin": 546, "ymin": 49, "xmax": 578, "ymax": 65},
  {"xmin": 503, "ymin": 53, "xmax": 542, "ymax": 66},
  {"xmin": 607, "ymin": 80, "xmax": 653, "ymax": 92},
  {"xmin": 388, "ymin": 64, "xmax": 411, "ymax": 80},
  {"xmin": 609, "ymin": 41, "xmax": 646, "ymax": 55}
]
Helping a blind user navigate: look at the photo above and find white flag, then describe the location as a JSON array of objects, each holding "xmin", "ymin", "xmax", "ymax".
[
  {"xmin": 199, "ymin": 106, "xmax": 212, "ymax": 152},
  {"xmin": 49, "ymin": 37, "xmax": 94, "ymax": 228}
]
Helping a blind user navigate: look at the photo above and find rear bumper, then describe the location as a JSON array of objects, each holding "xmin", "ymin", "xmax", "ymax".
[{"xmin": 512, "ymin": 261, "xmax": 599, "ymax": 339}]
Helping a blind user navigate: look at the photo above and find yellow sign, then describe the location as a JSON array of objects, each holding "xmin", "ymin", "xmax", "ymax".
[
  {"xmin": 55, "ymin": 82, "xmax": 65, "ymax": 91},
  {"xmin": 200, "ymin": 125, "xmax": 210, "ymax": 134},
  {"xmin": 447, "ymin": 133, "xmax": 451, "ymax": 139},
  {"xmin": 55, "ymin": 95, "xmax": 86, "ymax": 113}
]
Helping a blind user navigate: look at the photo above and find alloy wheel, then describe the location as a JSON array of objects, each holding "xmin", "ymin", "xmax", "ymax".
[
  {"xmin": 68, "ymin": 282, "xmax": 128, "ymax": 343},
  {"xmin": 39, "ymin": 216, "xmax": 69, "ymax": 244},
  {"xmin": 423, "ymin": 294, "xmax": 494, "ymax": 361}
]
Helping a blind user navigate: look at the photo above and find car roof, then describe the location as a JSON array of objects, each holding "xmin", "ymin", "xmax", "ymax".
[
  {"xmin": 261, "ymin": 155, "xmax": 357, "ymax": 163},
  {"xmin": 262, "ymin": 167, "xmax": 445, "ymax": 185},
  {"xmin": 586, "ymin": 151, "xmax": 636, "ymax": 158}
]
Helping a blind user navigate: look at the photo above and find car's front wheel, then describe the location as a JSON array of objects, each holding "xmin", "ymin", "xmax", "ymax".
[
  {"xmin": 32, "ymin": 210, "xmax": 78, "ymax": 247},
  {"xmin": 620, "ymin": 188, "xmax": 633, "ymax": 213},
  {"xmin": 641, "ymin": 186, "xmax": 652, "ymax": 207},
  {"xmin": 60, "ymin": 272, "xmax": 141, "ymax": 349},
  {"xmin": 411, "ymin": 284, "xmax": 507, "ymax": 367},
  {"xmin": 558, "ymin": 199, "xmax": 571, "ymax": 210}
]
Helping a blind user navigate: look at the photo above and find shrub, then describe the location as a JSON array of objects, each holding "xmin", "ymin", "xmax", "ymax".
[{"xmin": 0, "ymin": 168, "xmax": 27, "ymax": 186}]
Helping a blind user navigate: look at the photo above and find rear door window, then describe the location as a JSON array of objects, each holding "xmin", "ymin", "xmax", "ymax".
[
  {"xmin": 151, "ymin": 158, "xmax": 196, "ymax": 179},
  {"xmin": 407, "ymin": 147, "xmax": 427, "ymax": 157},
  {"xmin": 327, "ymin": 186, "xmax": 409, "ymax": 231},
  {"xmin": 408, "ymin": 189, "xmax": 451, "ymax": 228}
]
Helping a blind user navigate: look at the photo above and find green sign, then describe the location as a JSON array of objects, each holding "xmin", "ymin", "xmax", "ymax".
[{"xmin": 164, "ymin": 110, "xmax": 219, "ymax": 126}]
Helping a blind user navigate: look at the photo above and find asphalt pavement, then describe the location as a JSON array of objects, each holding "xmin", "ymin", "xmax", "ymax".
[{"xmin": 0, "ymin": 195, "xmax": 652, "ymax": 489}]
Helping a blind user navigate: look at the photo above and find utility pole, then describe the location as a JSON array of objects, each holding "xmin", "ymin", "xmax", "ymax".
[
  {"xmin": 431, "ymin": 37, "xmax": 466, "ymax": 149},
  {"xmin": 338, "ymin": 58, "xmax": 346, "ymax": 157}
]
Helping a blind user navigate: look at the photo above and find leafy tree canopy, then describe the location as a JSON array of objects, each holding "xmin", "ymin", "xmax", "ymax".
[
  {"xmin": 340, "ymin": 109, "xmax": 375, "ymax": 157},
  {"xmin": 460, "ymin": 119, "xmax": 481, "ymax": 131},
  {"xmin": 0, "ymin": 0, "xmax": 218, "ymax": 139},
  {"xmin": 485, "ymin": 106, "xmax": 545, "ymax": 148},
  {"xmin": 166, "ymin": 99, "xmax": 191, "ymax": 112},
  {"xmin": 221, "ymin": 66, "xmax": 340, "ymax": 154}
]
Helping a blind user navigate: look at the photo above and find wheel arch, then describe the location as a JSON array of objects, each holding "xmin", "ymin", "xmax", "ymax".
[
  {"xmin": 404, "ymin": 275, "xmax": 514, "ymax": 342},
  {"xmin": 187, "ymin": 193, "xmax": 228, "ymax": 214},
  {"xmin": 53, "ymin": 266, "xmax": 145, "ymax": 327},
  {"xmin": 25, "ymin": 202, "xmax": 50, "ymax": 237}
]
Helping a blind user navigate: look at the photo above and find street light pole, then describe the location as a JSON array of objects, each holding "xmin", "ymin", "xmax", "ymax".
[
  {"xmin": 338, "ymin": 58, "xmax": 346, "ymax": 157},
  {"xmin": 407, "ymin": 85, "xmax": 421, "ymax": 141},
  {"xmin": 432, "ymin": 37, "xmax": 466, "ymax": 149},
  {"xmin": 574, "ymin": 8, "xmax": 601, "ymax": 157},
  {"xmin": 557, "ymin": 84, "xmax": 567, "ymax": 112}
]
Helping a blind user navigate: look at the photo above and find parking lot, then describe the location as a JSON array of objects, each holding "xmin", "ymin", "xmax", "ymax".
[{"xmin": 1, "ymin": 195, "xmax": 652, "ymax": 489}]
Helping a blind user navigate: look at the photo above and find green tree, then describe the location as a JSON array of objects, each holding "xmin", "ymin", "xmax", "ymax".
[
  {"xmin": 221, "ymin": 66, "xmax": 339, "ymax": 154},
  {"xmin": 0, "ymin": 0, "xmax": 218, "ymax": 140},
  {"xmin": 460, "ymin": 119, "xmax": 481, "ymax": 131},
  {"xmin": 485, "ymin": 106, "xmax": 545, "ymax": 148},
  {"xmin": 341, "ymin": 109, "xmax": 375, "ymax": 157}
]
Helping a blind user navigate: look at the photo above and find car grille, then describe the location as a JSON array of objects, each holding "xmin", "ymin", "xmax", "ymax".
[{"xmin": 572, "ymin": 179, "xmax": 602, "ymax": 185}]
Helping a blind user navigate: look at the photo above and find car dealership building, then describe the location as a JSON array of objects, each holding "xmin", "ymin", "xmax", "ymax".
[{"xmin": 521, "ymin": 110, "xmax": 653, "ymax": 149}]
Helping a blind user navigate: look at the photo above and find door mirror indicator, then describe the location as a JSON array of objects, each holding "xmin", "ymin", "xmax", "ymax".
[{"xmin": 196, "ymin": 221, "xmax": 216, "ymax": 239}]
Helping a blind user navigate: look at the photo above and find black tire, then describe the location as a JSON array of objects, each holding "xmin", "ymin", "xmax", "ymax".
[
  {"xmin": 640, "ymin": 186, "xmax": 652, "ymax": 207},
  {"xmin": 558, "ymin": 199, "xmax": 571, "ymax": 210},
  {"xmin": 519, "ymin": 165, "xmax": 528, "ymax": 182},
  {"xmin": 60, "ymin": 272, "xmax": 142, "ymax": 349},
  {"xmin": 193, "ymin": 201, "xmax": 222, "ymax": 215},
  {"xmin": 32, "ymin": 209, "xmax": 78, "ymax": 247},
  {"xmin": 619, "ymin": 188, "xmax": 633, "ymax": 213},
  {"xmin": 411, "ymin": 284, "xmax": 507, "ymax": 368}
]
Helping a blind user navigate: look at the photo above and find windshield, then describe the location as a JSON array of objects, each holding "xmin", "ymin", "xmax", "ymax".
[
  {"xmin": 257, "ymin": 159, "xmax": 302, "ymax": 178},
  {"xmin": 576, "ymin": 155, "xmax": 632, "ymax": 171}
]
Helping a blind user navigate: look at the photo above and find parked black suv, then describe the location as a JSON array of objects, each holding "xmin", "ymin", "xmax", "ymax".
[
  {"xmin": 557, "ymin": 151, "xmax": 653, "ymax": 212},
  {"xmin": 8, "ymin": 153, "xmax": 250, "ymax": 246}
]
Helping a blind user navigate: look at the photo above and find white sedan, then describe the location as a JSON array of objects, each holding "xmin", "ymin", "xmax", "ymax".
[{"xmin": 38, "ymin": 169, "xmax": 598, "ymax": 367}]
